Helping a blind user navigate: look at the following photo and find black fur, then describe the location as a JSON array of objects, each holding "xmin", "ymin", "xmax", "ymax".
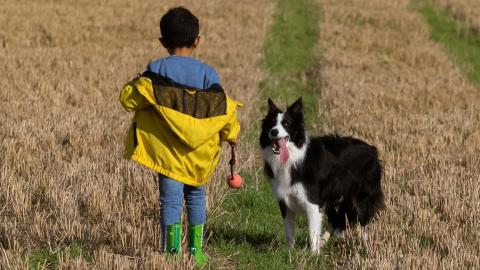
[
  {"xmin": 260, "ymin": 98, "xmax": 306, "ymax": 149},
  {"xmin": 278, "ymin": 200, "xmax": 287, "ymax": 219},
  {"xmin": 261, "ymin": 98, "xmax": 384, "ymax": 232},
  {"xmin": 264, "ymin": 162, "xmax": 274, "ymax": 179}
]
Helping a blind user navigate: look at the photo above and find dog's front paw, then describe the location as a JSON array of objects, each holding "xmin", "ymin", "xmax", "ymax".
[
  {"xmin": 309, "ymin": 234, "xmax": 323, "ymax": 254},
  {"xmin": 310, "ymin": 232, "xmax": 331, "ymax": 254}
]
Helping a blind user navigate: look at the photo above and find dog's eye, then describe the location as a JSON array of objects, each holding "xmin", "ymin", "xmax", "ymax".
[{"xmin": 281, "ymin": 120, "xmax": 289, "ymax": 127}]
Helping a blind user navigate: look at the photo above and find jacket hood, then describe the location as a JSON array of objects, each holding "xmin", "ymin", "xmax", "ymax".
[{"xmin": 133, "ymin": 73, "xmax": 242, "ymax": 149}]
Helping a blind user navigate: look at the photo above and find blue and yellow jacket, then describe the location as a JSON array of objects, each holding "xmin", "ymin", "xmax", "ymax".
[{"xmin": 120, "ymin": 71, "xmax": 242, "ymax": 187}]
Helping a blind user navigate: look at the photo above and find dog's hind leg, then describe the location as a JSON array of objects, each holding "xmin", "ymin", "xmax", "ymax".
[
  {"xmin": 325, "ymin": 206, "xmax": 343, "ymax": 238},
  {"xmin": 357, "ymin": 191, "xmax": 384, "ymax": 226},
  {"xmin": 279, "ymin": 200, "xmax": 296, "ymax": 250},
  {"xmin": 326, "ymin": 203, "xmax": 350, "ymax": 239},
  {"xmin": 325, "ymin": 205, "xmax": 343, "ymax": 231}
]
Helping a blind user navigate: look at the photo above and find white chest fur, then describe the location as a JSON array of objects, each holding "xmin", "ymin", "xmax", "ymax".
[
  {"xmin": 261, "ymin": 140, "xmax": 309, "ymax": 213},
  {"xmin": 278, "ymin": 181, "xmax": 311, "ymax": 213}
]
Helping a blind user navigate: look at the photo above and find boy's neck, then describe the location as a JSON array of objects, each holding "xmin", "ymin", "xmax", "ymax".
[{"xmin": 169, "ymin": 47, "xmax": 194, "ymax": 57}]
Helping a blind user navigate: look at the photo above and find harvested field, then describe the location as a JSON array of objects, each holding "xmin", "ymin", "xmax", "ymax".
[
  {"xmin": 2, "ymin": 0, "xmax": 480, "ymax": 268},
  {"xmin": 437, "ymin": 0, "xmax": 480, "ymax": 31},
  {"xmin": 318, "ymin": 0, "xmax": 480, "ymax": 268},
  {"xmin": 0, "ymin": 0, "xmax": 273, "ymax": 268}
]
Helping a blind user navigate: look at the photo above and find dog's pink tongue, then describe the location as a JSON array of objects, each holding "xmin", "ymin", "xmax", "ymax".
[{"xmin": 278, "ymin": 138, "xmax": 289, "ymax": 163}]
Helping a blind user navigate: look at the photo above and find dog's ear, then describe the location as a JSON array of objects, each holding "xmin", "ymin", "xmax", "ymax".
[
  {"xmin": 268, "ymin": 98, "xmax": 280, "ymax": 112},
  {"xmin": 287, "ymin": 97, "xmax": 303, "ymax": 115}
]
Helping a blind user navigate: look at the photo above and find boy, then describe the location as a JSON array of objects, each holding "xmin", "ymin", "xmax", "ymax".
[{"xmin": 119, "ymin": 7, "xmax": 241, "ymax": 267}]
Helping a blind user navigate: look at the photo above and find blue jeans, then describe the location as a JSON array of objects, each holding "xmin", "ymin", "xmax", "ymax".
[{"xmin": 158, "ymin": 175, "xmax": 206, "ymax": 248}]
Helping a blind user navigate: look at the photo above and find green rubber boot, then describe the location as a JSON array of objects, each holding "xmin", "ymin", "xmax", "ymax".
[
  {"xmin": 165, "ymin": 223, "xmax": 182, "ymax": 254},
  {"xmin": 188, "ymin": 224, "xmax": 208, "ymax": 267}
]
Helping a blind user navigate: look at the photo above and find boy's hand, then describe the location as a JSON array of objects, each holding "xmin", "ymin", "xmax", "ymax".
[{"xmin": 229, "ymin": 140, "xmax": 238, "ymax": 147}]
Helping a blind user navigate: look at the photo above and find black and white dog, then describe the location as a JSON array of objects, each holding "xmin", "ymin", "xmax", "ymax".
[{"xmin": 260, "ymin": 98, "xmax": 384, "ymax": 253}]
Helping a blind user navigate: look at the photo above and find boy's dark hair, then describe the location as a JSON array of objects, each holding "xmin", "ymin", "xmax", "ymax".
[{"xmin": 160, "ymin": 7, "xmax": 199, "ymax": 49}]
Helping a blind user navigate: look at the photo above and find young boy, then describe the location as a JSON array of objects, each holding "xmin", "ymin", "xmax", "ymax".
[{"xmin": 119, "ymin": 7, "xmax": 241, "ymax": 267}]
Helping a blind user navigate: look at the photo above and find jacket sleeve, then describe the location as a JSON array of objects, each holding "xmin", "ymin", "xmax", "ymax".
[
  {"xmin": 119, "ymin": 78, "xmax": 152, "ymax": 112},
  {"xmin": 219, "ymin": 100, "xmax": 242, "ymax": 142}
]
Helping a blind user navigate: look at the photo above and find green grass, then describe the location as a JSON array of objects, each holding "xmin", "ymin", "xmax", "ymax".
[
  {"xmin": 265, "ymin": 0, "xmax": 318, "ymax": 76},
  {"xmin": 417, "ymin": 1, "xmax": 480, "ymax": 86},
  {"xmin": 28, "ymin": 241, "xmax": 92, "ymax": 269},
  {"xmin": 262, "ymin": 0, "xmax": 320, "ymax": 125},
  {"xmin": 206, "ymin": 0, "xmax": 343, "ymax": 269},
  {"xmin": 208, "ymin": 182, "xmax": 341, "ymax": 269}
]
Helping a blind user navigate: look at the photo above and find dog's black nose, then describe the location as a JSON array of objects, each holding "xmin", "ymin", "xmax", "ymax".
[{"xmin": 270, "ymin": 129, "xmax": 279, "ymax": 137}]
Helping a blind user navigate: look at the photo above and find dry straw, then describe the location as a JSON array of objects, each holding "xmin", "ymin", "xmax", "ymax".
[
  {"xmin": 318, "ymin": 0, "xmax": 479, "ymax": 268},
  {"xmin": 0, "ymin": 0, "xmax": 273, "ymax": 268}
]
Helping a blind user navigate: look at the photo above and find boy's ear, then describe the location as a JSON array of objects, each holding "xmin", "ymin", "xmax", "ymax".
[
  {"xmin": 159, "ymin": 37, "xmax": 167, "ymax": 49},
  {"xmin": 193, "ymin": 36, "xmax": 201, "ymax": 48},
  {"xmin": 268, "ymin": 98, "xmax": 280, "ymax": 113},
  {"xmin": 287, "ymin": 97, "xmax": 303, "ymax": 115}
]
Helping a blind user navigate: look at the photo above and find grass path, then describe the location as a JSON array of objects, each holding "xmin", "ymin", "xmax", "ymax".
[
  {"xmin": 261, "ymin": 0, "xmax": 324, "ymax": 129},
  {"xmin": 206, "ymin": 0, "xmax": 341, "ymax": 269},
  {"xmin": 417, "ymin": 1, "xmax": 480, "ymax": 86},
  {"xmin": 208, "ymin": 0, "xmax": 480, "ymax": 268}
]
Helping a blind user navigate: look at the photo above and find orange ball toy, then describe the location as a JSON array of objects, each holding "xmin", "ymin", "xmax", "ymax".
[
  {"xmin": 227, "ymin": 172, "xmax": 243, "ymax": 189},
  {"xmin": 226, "ymin": 142, "xmax": 243, "ymax": 189}
]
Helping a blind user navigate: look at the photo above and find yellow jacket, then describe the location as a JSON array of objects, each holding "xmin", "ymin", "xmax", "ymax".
[{"xmin": 119, "ymin": 72, "xmax": 242, "ymax": 187}]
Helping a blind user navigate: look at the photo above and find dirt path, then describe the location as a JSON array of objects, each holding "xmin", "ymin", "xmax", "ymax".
[
  {"xmin": 317, "ymin": 0, "xmax": 479, "ymax": 268},
  {"xmin": 0, "ymin": 0, "xmax": 273, "ymax": 268}
]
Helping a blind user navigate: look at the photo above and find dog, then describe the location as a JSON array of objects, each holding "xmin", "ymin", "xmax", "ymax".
[{"xmin": 260, "ymin": 98, "xmax": 384, "ymax": 253}]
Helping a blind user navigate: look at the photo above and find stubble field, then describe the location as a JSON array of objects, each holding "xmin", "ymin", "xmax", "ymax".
[
  {"xmin": 0, "ymin": 0, "xmax": 272, "ymax": 268},
  {"xmin": 1, "ymin": 0, "xmax": 479, "ymax": 269},
  {"xmin": 318, "ymin": 0, "xmax": 479, "ymax": 268}
]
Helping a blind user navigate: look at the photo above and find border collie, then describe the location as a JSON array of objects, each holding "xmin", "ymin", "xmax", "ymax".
[{"xmin": 260, "ymin": 98, "xmax": 384, "ymax": 253}]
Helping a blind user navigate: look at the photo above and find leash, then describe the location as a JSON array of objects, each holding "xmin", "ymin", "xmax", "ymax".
[
  {"xmin": 229, "ymin": 143, "xmax": 236, "ymax": 179},
  {"xmin": 226, "ymin": 141, "xmax": 243, "ymax": 189}
]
